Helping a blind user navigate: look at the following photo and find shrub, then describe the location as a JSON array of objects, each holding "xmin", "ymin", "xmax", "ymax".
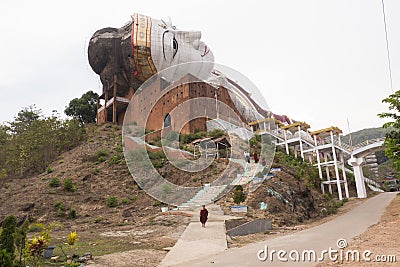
[
  {"xmin": 0, "ymin": 249, "xmax": 12, "ymax": 267},
  {"xmin": 67, "ymin": 208, "xmax": 77, "ymax": 219},
  {"xmin": 28, "ymin": 223, "xmax": 45, "ymax": 233},
  {"xmin": 233, "ymin": 190, "xmax": 246, "ymax": 204},
  {"xmin": 208, "ymin": 129, "xmax": 225, "ymax": 139},
  {"xmin": 63, "ymin": 178, "xmax": 76, "ymax": 192},
  {"xmin": 93, "ymin": 217, "xmax": 103, "ymax": 223},
  {"xmin": 152, "ymin": 200, "xmax": 162, "ymax": 207},
  {"xmin": 92, "ymin": 168, "xmax": 100, "ymax": 175},
  {"xmin": 54, "ymin": 201, "xmax": 65, "ymax": 211},
  {"xmin": 95, "ymin": 149, "xmax": 109, "ymax": 163},
  {"xmin": 54, "ymin": 201, "xmax": 65, "ymax": 217},
  {"xmin": 49, "ymin": 178, "xmax": 61, "ymax": 188},
  {"xmin": 235, "ymin": 185, "xmax": 243, "ymax": 192},
  {"xmin": 121, "ymin": 198, "xmax": 129, "ymax": 205},
  {"xmin": 106, "ymin": 196, "xmax": 118, "ymax": 207},
  {"xmin": 0, "ymin": 215, "xmax": 17, "ymax": 260},
  {"xmin": 129, "ymin": 195, "xmax": 138, "ymax": 202},
  {"xmin": 46, "ymin": 167, "xmax": 53, "ymax": 173}
]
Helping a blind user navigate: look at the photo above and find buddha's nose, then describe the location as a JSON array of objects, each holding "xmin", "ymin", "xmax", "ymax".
[{"xmin": 187, "ymin": 31, "xmax": 202, "ymax": 43}]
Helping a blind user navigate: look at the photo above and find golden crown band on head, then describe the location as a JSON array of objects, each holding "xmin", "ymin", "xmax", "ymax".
[{"xmin": 131, "ymin": 13, "xmax": 158, "ymax": 82}]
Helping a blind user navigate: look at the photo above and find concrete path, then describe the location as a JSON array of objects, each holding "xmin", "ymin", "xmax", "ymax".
[
  {"xmin": 163, "ymin": 192, "xmax": 397, "ymax": 267},
  {"xmin": 158, "ymin": 204, "xmax": 240, "ymax": 267}
]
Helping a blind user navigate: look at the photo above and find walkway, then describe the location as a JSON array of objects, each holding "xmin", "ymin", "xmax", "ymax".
[
  {"xmin": 158, "ymin": 204, "xmax": 240, "ymax": 267},
  {"xmin": 160, "ymin": 192, "xmax": 397, "ymax": 267}
]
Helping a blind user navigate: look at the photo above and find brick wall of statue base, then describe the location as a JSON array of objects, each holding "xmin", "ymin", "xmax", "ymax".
[{"xmin": 98, "ymin": 74, "xmax": 244, "ymax": 139}]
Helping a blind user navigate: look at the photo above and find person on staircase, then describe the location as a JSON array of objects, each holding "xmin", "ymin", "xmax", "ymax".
[{"xmin": 253, "ymin": 151, "xmax": 259, "ymax": 163}]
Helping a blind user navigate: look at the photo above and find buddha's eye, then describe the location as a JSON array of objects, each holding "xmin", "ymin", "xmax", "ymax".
[{"xmin": 172, "ymin": 37, "xmax": 178, "ymax": 59}]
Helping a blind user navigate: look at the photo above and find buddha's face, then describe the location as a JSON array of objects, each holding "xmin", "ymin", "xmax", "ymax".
[{"xmin": 132, "ymin": 13, "xmax": 214, "ymax": 82}]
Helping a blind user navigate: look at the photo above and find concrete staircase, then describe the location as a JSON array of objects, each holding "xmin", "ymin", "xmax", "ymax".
[
  {"xmin": 178, "ymin": 184, "xmax": 227, "ymax": 209},
  {"xmin": 230, "ymin": 161, "xmax": 263, "ymax": 186}
]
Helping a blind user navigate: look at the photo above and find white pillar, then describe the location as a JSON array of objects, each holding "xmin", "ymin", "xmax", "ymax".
[
  {"xmin": 314, "ymin": 135, "xmax": 323, "ymax": 180},
  {"xmin": 331, "ymin": 131, "xmax": 343, "ymax": 200},
  {"xmin": 284, "ymin": 130, "xmax": 289, "ymax": 155},
  {"xmin": 324, "ymin": 153, "xmax": 333, "ymax": 194},
  {"xmin": 340, "ymin": 150, "xmax": 350, "ymax": 198},
  {"xmin": 298, "ymin": 126, "xmax": 304, "ymax": 159},
  {"xmin": 348, "ymin": 157, "xmax": 367, "ymax": 198}
]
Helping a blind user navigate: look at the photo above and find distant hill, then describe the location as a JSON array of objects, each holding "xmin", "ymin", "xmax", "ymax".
[{"xmin": 341, "ymin": 127, "xmax": 390, "ymax": 145}]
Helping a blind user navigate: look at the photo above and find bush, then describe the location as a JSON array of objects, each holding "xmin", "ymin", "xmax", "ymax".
[
  {"xmin": 54, "ymin": 201, "xmax": 65, "ymax": 211},
  {"xmin": 233, "ymin": 190, "xmax": 246, "ymax": 204},
  {"xmin": 49, "ymin": 178, "xmax": 61, "ymax": 188},
  {"xmin": 93, "ymin": 217, "xmax": 103, "ymax": 223},
  {"xmin": 54, "ymin": 201, "xmax": 65, "ymax": 217},
  {"xmin": 63, "ymin": 178, "xmax": 76, "ymax": 192},
  {"xmin": 121, "ymin": 198, "xmax": 129, "ymax": 205},
  {"xmin": 129, "ymin": 195, "xmax": 138, "ymax": 202},
  {"xmin": 95, "ymin": 149, "xmax": 109, "ymax": 164},
  {"xmin": 208, "ymin": 129, "xmax": 225, "ymax": 139},
  {"xmin": 0, "ymin": 215, "xmax": 17, "ymax": 260},
  {"xmin": 235, "ymin": 185, "xmax": 243, "ymax": 192},
  {"xmin": 0, "ymin": 249, "xmax": 12, "ymax": 267},
  {"xmin": 106, "ymin": 196, "xmax": 118, "ymax": 207},
  {"xmin": 67, "ymin": 208, "xmax": 77, "ymax": 219},
  {"xmin": 46, "ymin": 166, "xmax": 53, "ymax": 173}
]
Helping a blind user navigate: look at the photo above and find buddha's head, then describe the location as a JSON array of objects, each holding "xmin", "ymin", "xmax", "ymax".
[
  {"xmin": 132, "ymin": 13, "xmax": 215, "ymax": 82},
  {"xmin": 88, "ymin": 13, "xmax": 214, "ymax": 88}
]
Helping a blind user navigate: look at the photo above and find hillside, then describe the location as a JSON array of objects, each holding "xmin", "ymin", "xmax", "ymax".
[
  {"xmin": 0, "ymin": 124, "xmax": 357, "ymax": 265},
  {"xmin": 0, "ymin": 124, "xmax": 190, "ymax": 265},
  {"xmin": 218, "ymin": 151, "xmax": 358, "ymax": 227},
  {"xmin": 341, "ymin": 127, "xmax": 389, "ymax": 145}
]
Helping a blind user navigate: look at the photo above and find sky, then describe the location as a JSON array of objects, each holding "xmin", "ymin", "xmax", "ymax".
[{"xmin": 0, "ymin": 0, "xmax": 399, "ymax": 134}]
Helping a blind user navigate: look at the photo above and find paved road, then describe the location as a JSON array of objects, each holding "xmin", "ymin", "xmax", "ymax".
[{"xmin": 163, "ymin": 192, "xmax": 397, "ymax": 267}]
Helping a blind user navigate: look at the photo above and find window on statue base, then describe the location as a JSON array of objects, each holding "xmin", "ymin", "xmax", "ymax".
[{"xmin": 163, "ymin": 113, "xmax": 171, "ymax": 128}]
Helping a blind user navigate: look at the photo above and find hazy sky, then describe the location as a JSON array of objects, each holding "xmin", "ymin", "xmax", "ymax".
[{"xmin": 1, "ymin": 0, "xmax": 398, "ymax": 133}]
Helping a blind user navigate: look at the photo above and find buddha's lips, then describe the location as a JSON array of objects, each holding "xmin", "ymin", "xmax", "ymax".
[{"xmin": 201, "ymin": 45, "xmax": 210, "ymax": 57}]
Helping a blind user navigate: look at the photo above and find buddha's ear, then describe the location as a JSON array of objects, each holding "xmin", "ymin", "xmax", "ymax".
[{"xmin": 88, "ymin": 28, "xmax": 118, "ymax": 75}]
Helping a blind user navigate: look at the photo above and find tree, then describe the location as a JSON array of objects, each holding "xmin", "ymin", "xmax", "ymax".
[
  {"xmin": 378, "ymin": 90, "xmax": 400, "ymax": 172},
  {"xmin": 0, "ymin": 108, "xmax": 86, "ymax": 178},
  {"xmin": 15, "ymin": 220, "xmax": 29, "ymax": 267},
  {"xmin": 9, "ymin": 105, "xmax": 42, "ymax": 134},
  {"xmin": 64, "ymin": 91, "xmax": 99, "ymax": 124},
  {"xmin": 0, "ymin": 249, "xmax": 12, "ymax": 267},
  {"xmin": 0, "ymin": 215, "xmax": 17, "ymax": 260}
]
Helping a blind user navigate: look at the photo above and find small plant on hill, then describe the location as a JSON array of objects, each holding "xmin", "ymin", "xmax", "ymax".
[
  {"xmin": 49, "ymin": 177, "xmax": 61, "ymax": 188},
  {"xmin": 46, "ymin": 166, "xmax": 53, "ymax": 173},
  {"xmin": 54, "ymin": 201, "xmax": 65, "ymax": 217},
  {"xmin": 235, "ymin": 185, "xmax": 243, "ymax": 191},
  {"xmin": 129, "ymin": 195, "xmax": 138, "ymax": 202},
  {"xmin": 93, "ymin": 217, "xmax": 103, "ymax": 223},
  {"xmin": 67, "ymin": 208, "xmax": 77, "ymax": 219},
  {"xmin": 121, "ymin": 198, "xmax": 129, "ymax": 205},
  {"xmin": 63, "ymin": 178, "xmax": 76, "ymax": 192},
  {"xmin": 106, "ymin": 196, "xmax": 118, "ymax": 207},
  {"xmin": 148, "ymin": 150, "xmax": 166, "ymax": 168},
  {"xmin": 233, "ymin": 186, "xmax": 246, "ymax": 204},
  {"xmin": 95, "ymin": 149, "xmax": 109, "ymax": 164}
]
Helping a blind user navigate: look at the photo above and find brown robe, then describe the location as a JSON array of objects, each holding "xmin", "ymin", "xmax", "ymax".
[{"xmin": 200, "ymin": 208, "xmax": 208, "ymax": 224}]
